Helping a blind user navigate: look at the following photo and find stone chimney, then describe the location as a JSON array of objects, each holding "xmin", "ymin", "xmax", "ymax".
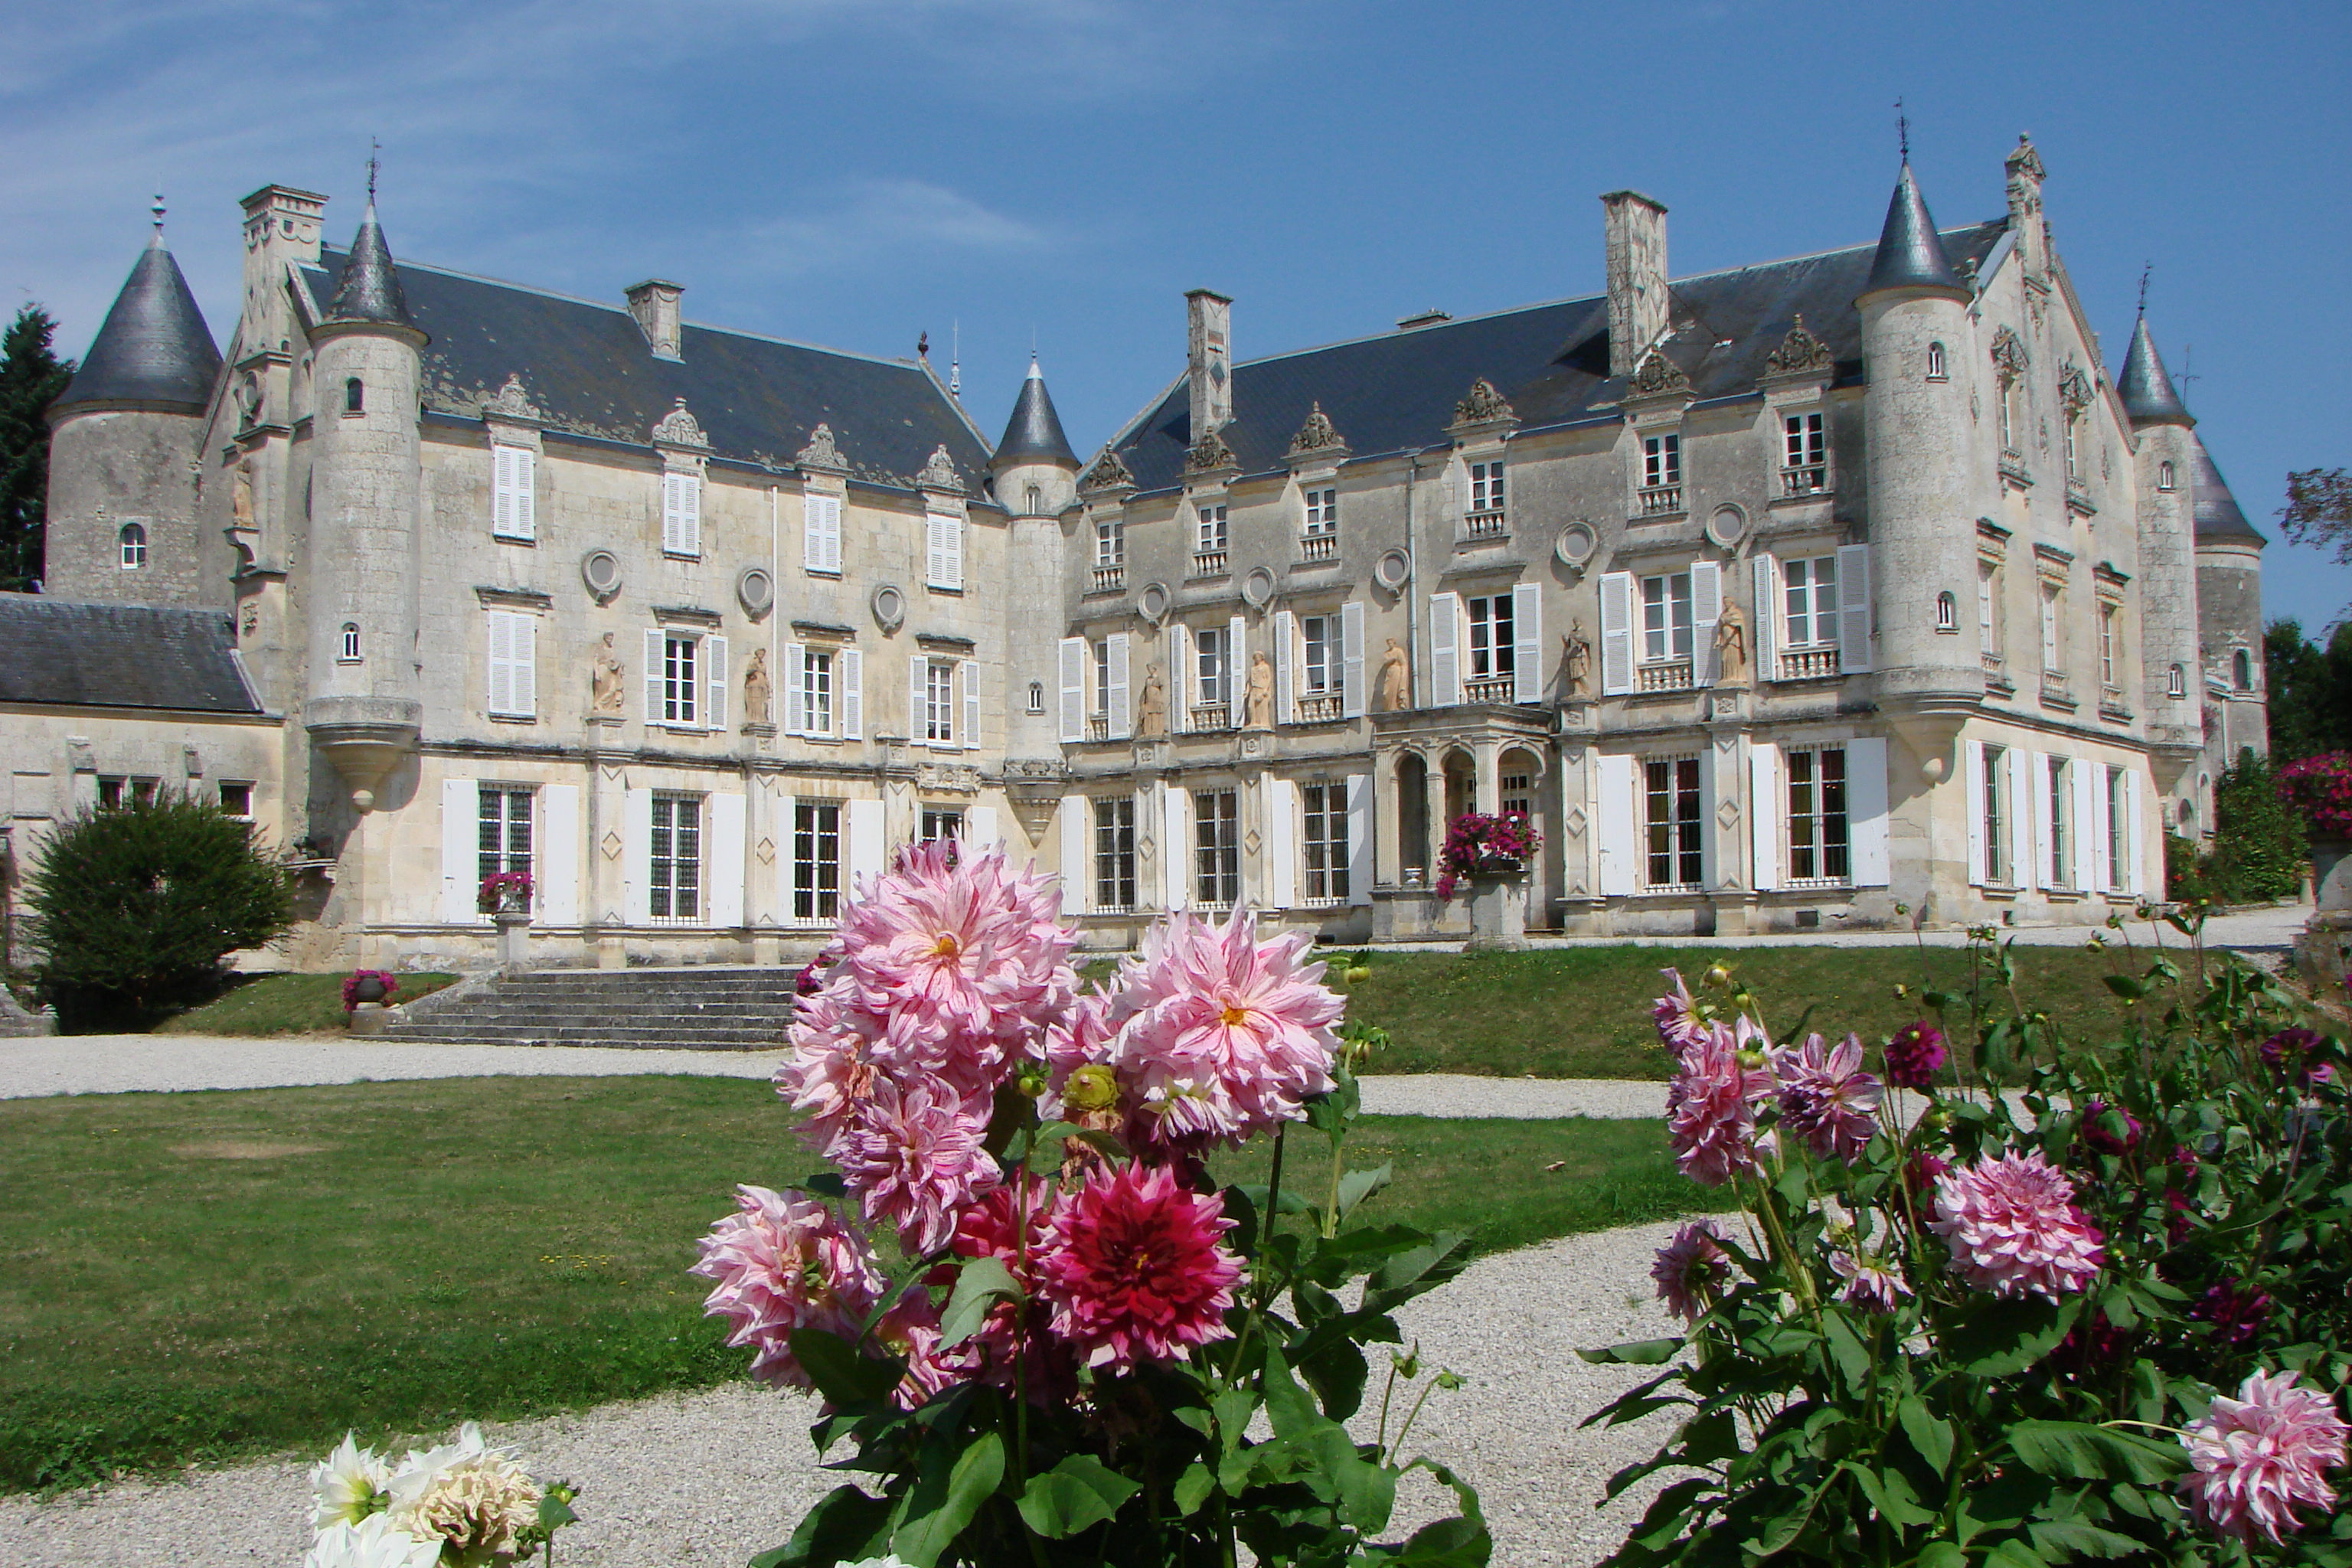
[
  {"xmin": 626, "ymin": 279, "xmax": 684, "ymax": 361},
  {"xmin": 1600, "ymin": 191, "xmax": 1668, "ymax": 379},
  {"xmin": 1186, "ymin": 289, "xmax": 1233, "ymax": 437}
]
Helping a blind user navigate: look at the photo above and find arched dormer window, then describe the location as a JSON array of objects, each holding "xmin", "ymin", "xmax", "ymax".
[
  {"xmin": 2168, "ymin": 662, "xmax": 2186, "ymax": 698},
  {"xmin": 117, "ymin": 522, "xmax": 146, "ymax": 569},
  {"xmin": 2233, "ymin": 648, "xmax": 2252, "ymax": 691},
  {"xmin": 2158, "ymin": 459, "xmax": 2176, "ymax": 492},
  {"xmin": 1025, "ymin": 484, "xmax": 1043, "ymax": 514},
  {"xmin": 339, "ymin": 622, "xmax": 362, "ymax": 662},
  {"xmin": 1026, "ymin": 680, "xmax": 1044, "ymax": 715},
  {"xmin": 1926, "ymin": 341, "xmax": 1948, "ymax": 381},
  {"xmin": 1935, "ymin": 590, "xmax": 1958, "ymax": 632},
  {"xmin": 343, "ymin": 377, "xmax": 364, "ymax": 415}
]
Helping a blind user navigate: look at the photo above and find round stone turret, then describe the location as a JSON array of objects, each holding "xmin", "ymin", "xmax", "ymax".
[
  {"xmin": 989, "ymin": 355, "xmax": 1081, "ymax": 518},
  {"xmin": 2115, "ymin": 317, "xmax": 2201, "ymax": 757},
  {"xmin": 991, "ymin": 357, "xmax": 1081, "ymax": 763}
]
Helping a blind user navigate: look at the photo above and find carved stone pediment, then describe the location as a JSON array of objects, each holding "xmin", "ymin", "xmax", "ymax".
[
  {"xmin": 2059, "ymin": 361, "xmax": 2095, "ymax": 416},
  {"xmin": 1628, "ymin": 349, "xmax": 1690, "ymax": 398},
  {"xmin": 1081, "ymin": 447, "xmax": 1135, "ymax": 493},
  {"xmin": 1762, "ymin": 315, "xmax": 1834, "ymax": 378},
  {"xmin": 1449, "ymin": 379, "xmax": 1515, "ymax": 430},
  {"xmin": 1184, "ymin": 427, "xmax": 1237, "ymax": 475},
  {"xmin": 795, "ymin": 423, "xmax": 847, "ymax": 472},
  {"xmin": 483, "ymin": 373, "xmax": 544, "ymax": 423},
  {"xmin": 917, "ymin": 444, "xmax": 966, "ymax": 493},
  {"xmin": 1990, "ymin": 326, "xmax": 2028, "ymax": 384},
  {"xmin": 916, "ymin": 762, "xmax": 982, "ymax": 795},
  {"xmin": 650, "ymin": 397, "xmax": 710, "ymax": 449},
  {"xmin": 1285, "ymin": 402, "xmax": 1348, "ymax": 459}
]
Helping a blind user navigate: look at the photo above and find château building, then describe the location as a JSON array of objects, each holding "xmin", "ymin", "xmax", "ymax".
[{"xmin": 0, "ymin": 136, "xmax": 2268, "ymax": 968}]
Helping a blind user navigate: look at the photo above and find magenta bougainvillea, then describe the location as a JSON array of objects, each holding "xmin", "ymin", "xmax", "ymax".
[
  {"xmin": 340, "ymin": 970, "xmax": 400, "ymax": 1012},
  {"xmin": 1433, "ymin": 811, "xmax": 1541, "ymax": 900},
  {"xmin": 2276, "ymin": 752, "xmax": 2352, "ymax": 838}
]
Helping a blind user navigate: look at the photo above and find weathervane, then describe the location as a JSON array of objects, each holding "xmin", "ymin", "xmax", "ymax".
[
  {"xmin": 367, "ymin": 137, "xmax": 381, "ymax": 204},
  {"xmin": 1896, "ymin": 97, "xmax": 1909, "ymax": 161},
  {"xmin": 2136, "ymin": 262, "xmax": 2151, "ymax": 318},
  {"xmin": 152, "ymin": 189, "xmax": 165, "ymax": 237}
]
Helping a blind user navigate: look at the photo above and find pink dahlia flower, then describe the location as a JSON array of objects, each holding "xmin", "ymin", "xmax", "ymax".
[
  {"xmin": 691, "ymin": 1185, "xmax": 885, "ymax": 1390},
  {"xmin": 1929, "ymin": 1151, "xmax": 2105, "ymax": 1300},
  {"xmin": 1651, "ymin": 1220, "xmax": 1730, "ymax": 1321},
  {"xmin": 1651, "ymin": 969, "xmax": 1706, "ymax": 1053},
  {"xmin": 1035, "ymin": 1161, "xmax": 1243, "ymax": 1374},
  {"xmin": 1829, "ymin": 1250, "xmax": 1913, "ymax": 1315},
  {"xmin": 774, "ymin": 988, "xmax": 890, "ymax": 1151},
  {"xmin": 1884, "ymin": 1021, "xmax": 1947, "ymax": 1089},
  {"xmin": 1666, "ymin": 1024, "xmax": 1775, "ymax": 1187},
  {"xmin": 1104, "ymin": 909, "xmax": 1340, "ymax": 1148},
  {"xmin": 835, "ymin": 1076, "xmax": 1001, "ymax": 1255},
  {"xmin": 2180, "ymin": 1370, "xmax": 2350, "ymax": 1543},
  {"xmin": 1773, "ymin": 1033, "xmax": 1884, "ymax": 1162},
  {"xmin": 2078, "ymin": 1099, "xmax": 2142, "ymax": 1156}
]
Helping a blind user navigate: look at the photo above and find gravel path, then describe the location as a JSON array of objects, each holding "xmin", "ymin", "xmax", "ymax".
[{"xmin": 0, "ymin": 1218, "xmax": 1691, "ymax": 1568}]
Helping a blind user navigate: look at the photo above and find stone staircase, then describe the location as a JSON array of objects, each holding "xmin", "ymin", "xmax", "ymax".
[{"xmin": 377, "ymin": 966, "xmax": 799, "ymax": 1051}]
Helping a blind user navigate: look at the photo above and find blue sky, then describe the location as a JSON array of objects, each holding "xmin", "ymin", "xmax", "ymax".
[{"xmin": 5, "ymin": 0, "xmax": 2345, "ymax": 627}]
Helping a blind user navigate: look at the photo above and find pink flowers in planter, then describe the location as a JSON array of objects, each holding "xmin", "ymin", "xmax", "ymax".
[
  {"xmin": 2180, "ymin": 1370, "xmax": 2350, "ymax": 1543},
  {"xmin": 1928, "ymin": 1151, "xmax": 2105, "ymax": 1301},
  {"xmin": 1432, "ymin": 811, "xmax": 1541, "ymax": 900}
]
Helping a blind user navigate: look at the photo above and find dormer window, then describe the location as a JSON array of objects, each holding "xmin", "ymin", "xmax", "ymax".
[
  {"xmin": 117, "ymin": 522, "xmax": 146, "ymax": 569},
  {"xmin": 1781, "ymin": 413, "xmax": 1827, "ymax": 496},
  {"xmin": 2158, "ymin": 459, "xmax": 2176, "ymax": 492},
  {"xmin": 339, "ymin": 622, "xmax": 362, "ymax": 662},
  {"xmin": 1926, "ymin": 341, "xmax": 1949, "ymax": 381},
  {"xmin": 1638, "ymin": 435, "xmax": 1681, "ymax": 516},
  {"xmin": 343, "ymin": 377, "xmax": 364, "ymax": 416}
]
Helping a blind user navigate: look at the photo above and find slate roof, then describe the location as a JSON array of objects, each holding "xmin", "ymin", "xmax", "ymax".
[
  {"xmin": 301, "ymin": 250, "xmax": 991, "ymax": 493},
  {"xmin": 326, "ymin": 206, "xmax": 416, "ymax": 330},
  {"xmin": 992, "ymin": 358, "xmax": 1080, "ymax": 469},
  {"xmin": 53, "ymin": 239, "xmax": 221, "ymax": 413},
  {"xmin": 1101, "ymin": 219, "xmax": 2009, "ymax": 494},
  {"xmin": 2192, "ymin": 437, "xmax": 2265, "ymax": 547},
  {"xmin": 1861, "ymin": 162, "xmax": 1965, "ymax": 297},
  {"xmin": 0, "ymin": 597, "xmax": 260, "ymax": 712},
  {"xmin": 2115, "ymin": 317, "xmax": 2192, "ymax": 425}
]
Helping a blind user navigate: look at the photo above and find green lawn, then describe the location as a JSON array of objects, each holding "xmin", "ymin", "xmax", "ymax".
[
  {"xmin": 155, "ymin": 970, "xmax": 459, "ymax": 1036},
  {"xmin": 0, "ymin": 1076, "xmax": 1711, "ymax": 1492}
]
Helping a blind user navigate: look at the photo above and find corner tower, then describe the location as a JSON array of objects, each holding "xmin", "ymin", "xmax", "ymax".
[
  {"xmin": 2115, "ymin": 316, "xmax": 2204, "ymax": 787},
  {"xmin": 991, "ymin": 355, "xmax": 1083, "ymax": 768},
  {"xmin": 2188, "ymin": 437, "xmax": 2268, "ymax": 772},
  {"xmin": 44, "ymin": 209, "xmax": 223, "ymax": 603}
]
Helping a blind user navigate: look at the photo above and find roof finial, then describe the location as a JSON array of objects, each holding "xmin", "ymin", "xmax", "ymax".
[
  {"xmin": 2136, "ymin": 262, "xmax": 2151, "ymax": 319},
  {"xmin": 1896, "ymin": 97, "xmax": 1909, "ymax": 162},
  {"xmin": 151, "ymin": 189, "xmax": 165, "ymax": 238},
  {"xmin": 949, "ymin": 319, "xmax": 961, "ymax": 398},
  {"xmin": 366, "ymin": 137, "xmax": 381, "ymax": 207}
]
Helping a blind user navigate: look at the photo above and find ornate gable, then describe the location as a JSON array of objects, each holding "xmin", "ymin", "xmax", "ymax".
[
  {"xmin": 1762, "ymin": 315, "xmax": 1834, "ymax": 378},
  {"xmin": 1450, "ymin": 378, "xmax": 1515, "ymax": 429},
  {"xmin": 1628, "ymin": 348, "xmax": 1690, "ymax": 398},
  {"xmin": 795, "ymin": 423, "xmax": 847, "ymax": 472},
  {"xmin": 917, "ymin": 444, "xmax": 966, "ymax": 493},
  {"xmin": 1185, "ymin": 427, "xmax": 1237, "ymax": 475},
  {"xmin": 482, "ymin": 373, "xmax": 544, "ymax": 423},
  {"xmin": 650, "ymin": 397, "xmax": 710, "ymax": 450},
  {"xmin": 1082, "ymin": 447, "xmax": 1135, "ymax": 492},
  {"xmin": 1990, "ymin": 325, "xmax": 2029, "ymax": 384},
  {"xmin": 1285, "ymin": 402, "xmax": 1347, "ymax": 459}
]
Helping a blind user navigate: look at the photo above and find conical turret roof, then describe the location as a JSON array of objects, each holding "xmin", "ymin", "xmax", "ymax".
[
  {"xmin": 2115, "ymin": 316, "xmax": 2192, "ymax": 425},
  {"xmin": 1860, "ymin": 162, "xmax": 1964, "ymax": 298},
  {"xmin": 991, "ymin": 355, "xmax": 1079, "ymax": 469},
  {"xmin": 2191, "ymin": 438, "xmax": 2264, "ymax": 547},
  {"xmin": 327, "ymin": 201, "xmax": 417, "ymax": 330},
  {"xmin": 54, "ymin": 235, "xmax": 220, "ymax": 413}
]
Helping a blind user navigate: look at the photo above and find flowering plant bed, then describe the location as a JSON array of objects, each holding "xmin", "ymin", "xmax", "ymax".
[
  {"xmin": 2279, "ymin": 753, "xmax": 2352, "ymax": 840},
  {"xmin": 1589, "ymin": 926, "xmax": 2352, "ymax": 1563},
  {"xmin": 341, "ymin": 970, "xmax": 400, "ymax": 1012},
  {"xmin": 477, "ymin": 872, "xmax": 532, "ymax": 915},
  {"xmin": 1434, "ymin": 812, "xmax": 1540, "ymax": 900},
  {"xmin": 303, "ymin": 1423, "xmax": 577, "ymax": 1566},
  {"xmin": 695, "ymin": 845, "xmax": 1485, "ymax": 1566}
]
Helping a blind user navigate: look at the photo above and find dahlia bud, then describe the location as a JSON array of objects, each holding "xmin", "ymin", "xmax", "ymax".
[
  {"xmin": 1893, "ymin": 982, "xmax": 1909, "ymax": 999},
  {"xmin": 1014, "ymin": 1066, "xmax": 1051, "ymax": 1099},
  {"xmin": 1735, "ymin": 1048, "xmax": 1767, "ymax": 1070},
  {"xmin": 1065, "ymin": 1063, "xmax": 1119, "ymax": 1113},
  {"xmin": 1345, "ymin": 964, "xmax": 1372, "ymax": 983},
  {"xmin": 1704, "ymin": 964, "xmax": 1732, "ymax": 987}
]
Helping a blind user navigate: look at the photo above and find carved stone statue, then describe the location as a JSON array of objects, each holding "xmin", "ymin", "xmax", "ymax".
[
  {"xmin": 1136, "ymin": 662, "xmax": 1168, "ymax": 738},
  {"xmin": 591, "ymin": 631, "xmax": 626, "ymax": 714},
  {"xmin": 1713, "ymin": 599, "xmax": 1751, "ymax": 687},
  {"xmin": 231, "ymin": 459, "xmax": 254, "ymax": 527},
  {"xmin": 743, "ymin": 646, "xmax": 772, "ymax": 724},
  {"xmin": 1562, "ymin": 620, "xmax": 1592, "ymax": 699},
  {"xmin": 1377, "ymin": 637, "xmax": 1411, "ymax": 713},
  {"xmin": 1244, "ymin": 652, "xmax": 1275, "ymax": 729}
]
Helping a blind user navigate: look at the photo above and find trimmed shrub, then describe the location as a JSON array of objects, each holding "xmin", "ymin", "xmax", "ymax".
[{"xmin": 2203, "ymin": 750, "xmax": 2307, "ymax": 903}]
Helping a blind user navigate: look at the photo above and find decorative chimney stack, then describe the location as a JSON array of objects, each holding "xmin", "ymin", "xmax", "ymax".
[
  {"xmin": 1601, "ymin": 191, "xmax": 1669, "ymax": 379},
  {"xmin": 626, "ymin": 279, "xmax": 684, "ymax": 361},
  {"xmin": 1186, "ymin": 289, "xmax": 1233, "ymax": 437}
]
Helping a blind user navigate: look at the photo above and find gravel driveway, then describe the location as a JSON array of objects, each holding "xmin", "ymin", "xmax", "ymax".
[{"xmin": 0, "ymin": 1217, "xmax": 1691, "ymax": 1568}]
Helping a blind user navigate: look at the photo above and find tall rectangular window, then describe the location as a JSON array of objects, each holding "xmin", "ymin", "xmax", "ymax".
[
  {"xmin": 1643, "ymin": 756, "xmax": 1704, "ymax": 890},
  {"xmin": 926, "ymin": 512, "xmax": 964, "ymax": 590},
  {"xmin": 802, "ymin": 648, "xmax": 834, "ymax": 736},
  {"xmin": 2047, "ymin": 756, "xmax": 2070, "ymax": 888},
  {"xmin": 1093, "ymin": 640, "xmax": 1112, "ymax": 717},
  {"xmin": 920, "ymin": 806, "xmax": 964, "ymax": 844},
  {"xmin": 1782, "ymin": 412, "xmax": 1826, "ymax": 492},
  {"xmin": 1782, "ymin": 556, "xmax": 1839, "ymax": 647},
  {"xmin": 1194, "ymin": 789, "xmax": 1240, "ymax": 907},
  {"xmin": 2040, "ymin": 589, "xmax": 2061, "ymax": 674},
  {"xmin": 477, "ymin": 786, "xmax": 534, "ymax": 887},
  {"xmin": 1195, "ymin": 626, "xmax": 1225, "ymax": 706},
  {"xmin": 803, "ymin": 494, "xmax": 843, "ymax": 576},
  {"xmin": 1468, "ymin": 461, "xmax": 1505, "ymax": 514},
  {"xmin": 1304, "ymin": 487, "xmax": 1338, "ymax": 535},
  {"xmin": 1785, "ymin": 747, "xmax": 1849, "ymax": 885},
  {"xmin": 1096, "ymin": 514, "xmax": 1124, "ymax": 566},
  {"xmin": 2105, "ymin": 766, "xmax": 2128, "ymax": 892},
  {"xmin": 792, "ymin": 799, "xmax": 841, "ymax": 921},
  {"xmin": 1302, "ymin": 615, "xmax": 1333, "ymax": 694},
  {"xmin": 1197, "ymin": 504, "xmax": 1228, "ymax": 553},
  {"xmin": 1642, "ymin": 433, "xmax": 1681, "ymax": 488},
  {"xmin": 1501, "ymin": 771, "xmax": 1533, "ymax": 819},
  {"xmin": 492, "ymin": 445, "xmax": 536, "ymax": 540},
  {"xmin": 1641, "ymin": 572, "xmax": 1694, "ymax": 662},
  {"xmin": 663, "ymin": 635, "xmax": 699, "ymax": 725},
  {"xmin": 1302, "ymin": 782, "xmax": 1351, "ymax": 903},
  {"xmin": 662, "ymin": 472, "xmax": 701, "ymax": 557},
  {"xmin": 1983, "ymin": 743, "xmax": 2011, "ymax": 885},
  {"xmin": 2098, "ymin": 606, "xmax": 2118, "ymax": 690},
  {"xmin": 649, "ymin": 794, "xmax": 701, "ymax": 920},
  {"xmin": 1467, "ymin": 594, "xmax": 1517, "ymax": 678},
  {"xmin": 1093, "ymin": 796, "xmax": 1136, "ymax": 911},
  {"xmin": 2064, "ymin": 415, "xmax": 2080, "ymax": 479},
  {"xmin": 1978, "ymin": 563, "xmax": 2001, "ymax": 653},
  {"xmin": 925, "ymin": 660, "xmax": 956, "ymax": 744}
]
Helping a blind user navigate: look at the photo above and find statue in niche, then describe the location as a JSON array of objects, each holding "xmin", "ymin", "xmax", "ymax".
[
  {"xmin": 743, "ymin": 647, "xmax": 772, "ymax": 724},
  {"xmin": 1244, "ymin": 652, "xmax": 1275, "ymax": 729},
  {"xmin": 1135, "ymin": 662, "xmax": 1168, "ymax": 738},
  {"xmin": 231, "ymin": 459, "xmax": 254, "ymax": 527},
  {"xmin": 1377, "ymin": 637, "xmax": 1411, "ymax": 712},
  {"xmin": 1562, "ymin": 620, "xmax": 1592, "ymax": 699},
  {"xmin": 1713, "ymin": 599, "xmax": 1751, "ymax": 687},
  {"xmin": 590, "ymin": 631, "xmax": 626, "ymax": 714}
]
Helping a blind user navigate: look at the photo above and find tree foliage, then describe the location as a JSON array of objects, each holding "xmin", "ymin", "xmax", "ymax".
[
  {"xmin": 24, "ymin": 791, "xmax": 294, "ymax": 1031},
  {"xmin": 2280, "ymin": 467, "xmax": 2352, "ymax": 563},
  {"xmin": 2202, "ymin": 749, "xmax": 2307, "ymax": 901},
  {"xmin": 0, "ymin": 304, "xmax": 74, "ymax": 593},
  {"xmin": 2266, "ymin": 618, "xmax": 2352, "ymax": 766}
]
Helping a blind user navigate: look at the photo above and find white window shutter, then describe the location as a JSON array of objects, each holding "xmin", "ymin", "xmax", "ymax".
[
  {"xmin": 710, "ymin": 792, "xmax": 747, "ymax": 927},
  {"xmin": 1753, "ymin": 554, "xmax": 1779, "ymax": 681},
  {"xmin": 846, "ymin": 798, "xmax": 887, "ymax": 896},
  {"xmin": 2031, "ymin": 753, "xmax": 2056, "ymax": 890},
  {"xmin": 622, "ymin": 787, "xmax": 653, "ymax": 924},
  {"xmin": 1163, "ymin": 784, "xmax": 1191, "ymax": 910},
  {"xmin": 1836, "ymin": 543, "xmax": 1873, "ymax": 671},
  {"xmin": 441, "ymin": 776, "xmax": 480, "ymax": 923},
  {"xmin": 1168, "ymin": 624, "xmax": 1191, "ymax": 733},
  {"xmin": 1599, "ymin": 572, "xmax": 1635, "ymax": 696},
  {"xmin": 910, "ymin": 656, "xmax": 926, "ymax": 744},
  {"xmin": 1429, "ymin": 591, "xmax": 1462, "ymax": 706},
  {"xmin": 492, "ymin": 447, "xmax": 513, "ymax": 537},
  {"xmin": 1698, "ymin": 741, "xmax": 1720, "ymax": 890},
  {"xmin": 1344, "ymin": 773, "xmax": 1374, "ymax": 905},
  {"xmin": 643, "ymin": 628, "xmax": 664, "ymax": 725},
  {"xmin": 925, "ymin": 514, "xmax": 945, "ymax": 586},
  {"xmin": 1060, "ymin": 795, "xmax": 1090, "ymax": 914},
  {"xmin": 1691, "ymin": 562, "xmax": 1723, "ymax": 686},
  {"xmin": 1749, "ymin": 740, "xmax": 1782, "ymax": 891},
  {"xmin": 2005, "ymin": 746, "xmax": 2032, "ymax": 890},
  {"xmin": 1846, "ymin": 736, "xmax": 1890, "ymax": 886},
  {"xmin": 704, "ymin": 635, "xmax": 728, "ymax": 730},
  {"xmin": 662, "ymin": 473, "xmax": 682, "ymax": 553},
  {"xmin": 541, "ymin": 783, "xmax": 580, "ymax": 926},
  {"xmin": 962, "ymin": 659, "xmax": 982, "ymax": 752},
  {"xmin": 1512, "ymin": 580, "xmax": 1542, "ymax": 703},
  {"xmin": 1227, "ymin": 614, "xmax": 1246, "ymax": 727},
  {"xmin": 484, "ymin": 612, "xmax": 509, "ymax": 717},
  {"xmin": 2125, "ymin": 767, "xmax": 2145, "ymax": 897},
  {"xmin": 1596, "ymin": 754, "xmax": 1637, "ymax": 896},
  {"xmin": 1965, "ymin": 740, "xmax": 1988, "ymax": 886},
  {"xmin": 1273, "ymin": 611, "xmax": 1295, "ymax": 722},
  {"xmin": 823, "ymin": 496, "xmax": 842, "ymax": 572},
  {"xmin": 840, "ymin": 648, "xmax": 863, "ymax": 740},
  {"xmin": 1266, "ymin": 778, "xmax": 1297, "ymax": 909},
  {"xmin": 805, "ymin": 494, "xmax": 842, "ymax": 573},
  {"xmin": 786, "ymin": 643, "xmax": 807, "ymax": 735},
  {"xmin": 1108, "ymin": 633, "xmax": 1131, "ymax": 739},
  {"xmin": 681, "ymin": 473, "xmax": 701, "ymax": 556},
  {"xmin": 1058, "ymin": 637, "xmax": 1086, "ymax": 743},
  {"xmin": 2071, "ymin": 760, "xmax": 2098, "ymax": 893},
  {"xmin": 1340, "ymin": 600, "xmax": 1366, "ymax": 719},
  {"xmin": 513, "ymin": 448, "xmax": 535, "ymax": 540},
  {"xmin": 514, "ymin": 614, "xmax": 536, "ymax": 717}
]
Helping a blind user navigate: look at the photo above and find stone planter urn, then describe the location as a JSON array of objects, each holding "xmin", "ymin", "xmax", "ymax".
[
  {"xmin": 1463, "ymin": 866, "xmax": 1530, "ymax": 953},
  {"xmin": 348, "ymin": 973, "xmax": 390, "ymax": 1004},
  {"xmin": 2295, "ymin": 836, "xmax": 2352, "ymax": 993},
  {"xmin": 495, "ymin": 910, "xmax": 534, "ymax": 973}
]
